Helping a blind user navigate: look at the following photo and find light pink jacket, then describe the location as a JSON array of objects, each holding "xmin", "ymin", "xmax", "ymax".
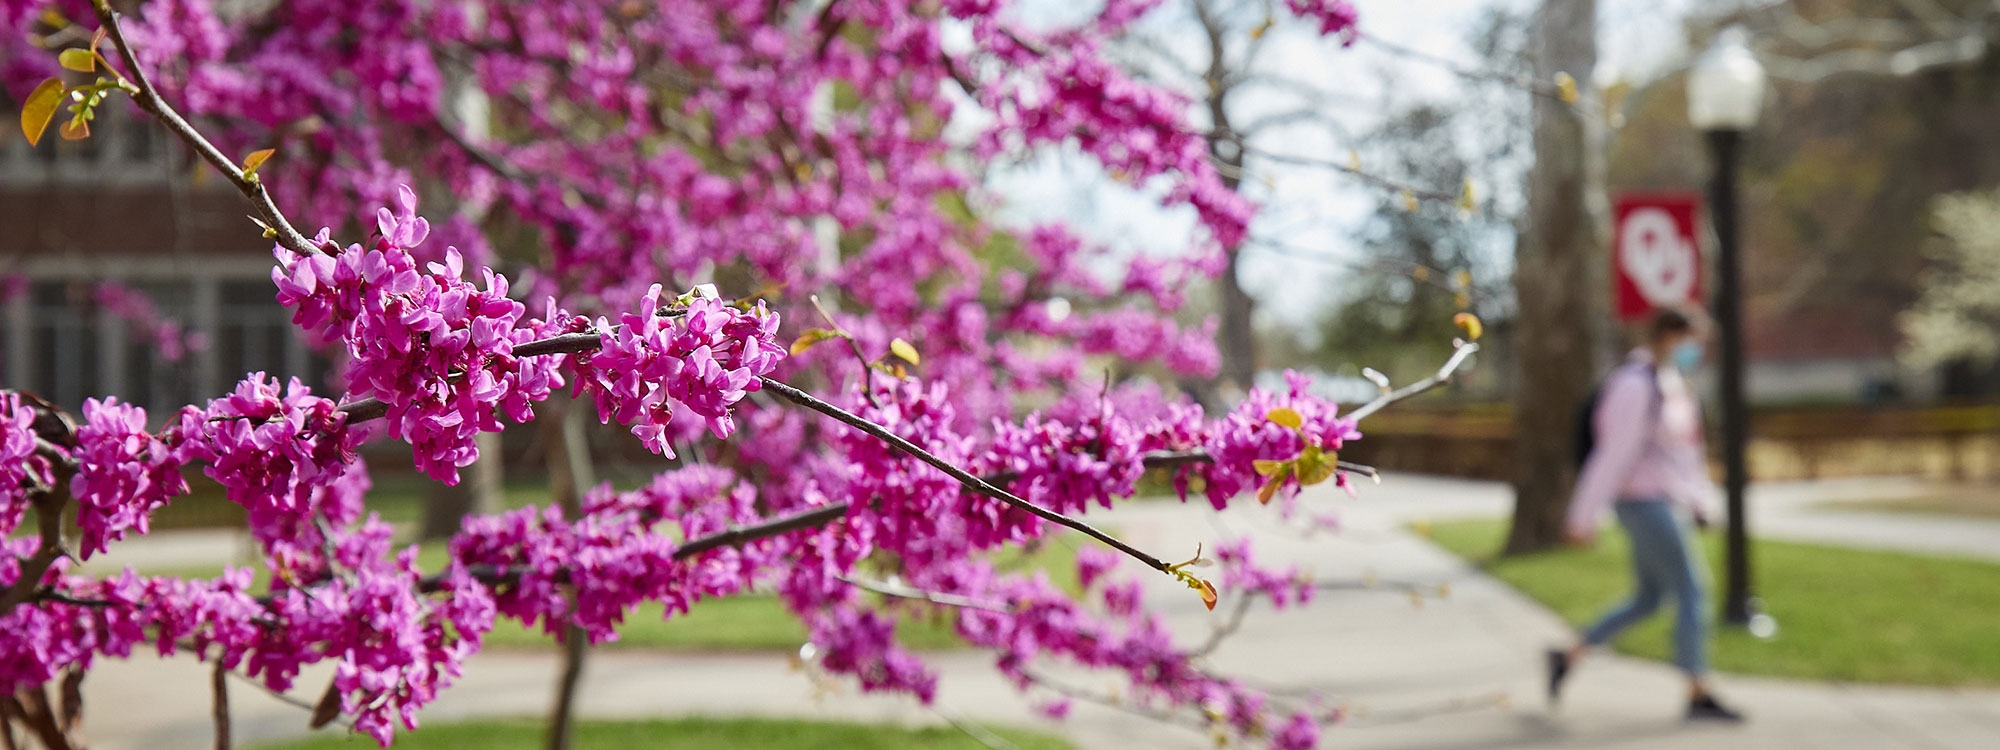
[{"xmin": 1564, "ymin": 349, "xmax": 1721, "ymax": 537}]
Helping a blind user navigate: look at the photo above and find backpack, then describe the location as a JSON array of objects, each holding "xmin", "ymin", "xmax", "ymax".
[{"xmin": 1572, "ymin": 363, "xmax": 1662, "ymax": 470}]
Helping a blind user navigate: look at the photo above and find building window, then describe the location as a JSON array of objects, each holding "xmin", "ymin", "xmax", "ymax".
[{"xmin": 1, "ymin": 277, "xmax": 332, "ymax": 422}]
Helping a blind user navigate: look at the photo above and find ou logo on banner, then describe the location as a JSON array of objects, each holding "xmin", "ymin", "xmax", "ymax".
[{"xmin": 1613, "ymin": 194, "xmax": 1703, "ymax": 320}]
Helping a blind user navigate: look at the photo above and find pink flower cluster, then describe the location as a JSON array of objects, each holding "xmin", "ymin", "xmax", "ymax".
[
  {"xmin": 452, "ymin": 466, "xmax": 764, "ymax": 643},
  {"xmin": 273, "ymin": 187, "xmax": 572, "ymax": 483},
  {"xmin": 68, "ymin": 398, "xmax": 187, "ymax": 558},
  {"xmin": 0, "ymin": 392, "xmax": 54, "ymax": 536},
  {"xmin": 572, "ymin": 286, "xmax": 784, "ymax": 456},
  {"xmin": 1287, "ymin": 0, "xmax": 1361, "ymax": 41},
  {"xmin": 169, "ymin": 375, "xmax": 363, "ymax": 550}
]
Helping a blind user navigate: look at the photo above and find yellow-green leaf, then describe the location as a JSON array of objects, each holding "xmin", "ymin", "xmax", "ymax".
[
  {"xmin": 58, "ymin": 116, "xmax": 89, "ymax": 141},
  {"xmin": 889, "ymin": 337, "xmax": 920, "ymax": 366},
  {"xmin": 20, "ymin": 78, "xmax": 63, "ymax": 148},
  {"xmin": 242, "ymin": 148, "xmax": 276, "ymax": 177},
  {"xmin": 1454, "ymin": 312, "xmax": 1484, "ymax": 341},
  {"xmin": 1295, "ymin": 445, "xmax": 1338, "ymax": 486},
  {"xmin": 1252, "ymin": 459, "xmax": 1290, "ymax": 477},
  {"xmin": 1265, "ymin": 407, "xmax": 1303, "ymax": 429},
  {"xmin": 58, "ymin": 48, "xmax": 95, "ymax": 73},
  {"xmin": 1256, "ymin": 474, "xmax": 1285, "ymax": 505},
  {"xmin": 788, "ymin": 328, "xmax": 839, "ymax": 356},
  {"xmin": 1555, "ymin": 71, "xmax": 1580, "ymax": 104}
]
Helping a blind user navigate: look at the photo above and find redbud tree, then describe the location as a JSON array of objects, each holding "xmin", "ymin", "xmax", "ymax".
[{"xmin": 0, "ymin": 0, "xmax": 1478, "ymax": 748}]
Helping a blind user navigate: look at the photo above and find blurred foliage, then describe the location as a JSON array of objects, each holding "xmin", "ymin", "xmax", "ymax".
[
  {"xmin": 1272, "ymin": 7, "xmax": 1526, "ymax": 390},
  {"xmin": 1901, "ymin": 188, "xmax": 2000, "ymax": 367},
  {"xmin": 1610, "ymin": 0, "xmax": 2000, "ymax": 396}
]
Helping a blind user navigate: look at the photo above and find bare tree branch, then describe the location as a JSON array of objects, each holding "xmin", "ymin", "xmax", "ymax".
[
  {"xmin": 839, "ymin": 576, "xmax": 1010, "ymax": 612},
  {"xmin": 758, "ymin": 377, "xmax": 1176, "ymax": 574},
  {"xmin": 90, "ymin": 0, "xmax": 319, "ymax": 257}
]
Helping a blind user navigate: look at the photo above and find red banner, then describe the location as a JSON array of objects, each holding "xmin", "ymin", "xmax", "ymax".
[{"xmin": 1613, "ymin": 193, "xmax": 1704, "ymax": 321}]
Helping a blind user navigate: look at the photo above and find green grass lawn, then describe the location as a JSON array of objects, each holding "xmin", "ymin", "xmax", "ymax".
[
  {"xmin": 257, "ymin": 717, "xmax": 1073, "ymax": 750},
  {"xmin": 1425, "ymin": 519, "xmax": 2000, "ymax": 686}
]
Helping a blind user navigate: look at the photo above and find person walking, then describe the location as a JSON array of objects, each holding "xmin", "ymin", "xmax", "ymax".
[{"xmin": 1545, "ymin": 308, "xmax": 1744, "ymax": 722}]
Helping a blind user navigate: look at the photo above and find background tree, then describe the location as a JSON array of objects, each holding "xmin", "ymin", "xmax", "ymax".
[
  {"xmin": 1900, "ymin": 188, "xmax": 2000, "ymax": 373},
  {"xmin": 1286, "ymin": 7, "xmax": 1529, "ymax": 389},
  {"xmin": 1504, "ymin": 0, "xmax": 1610, "ymax": 555}
]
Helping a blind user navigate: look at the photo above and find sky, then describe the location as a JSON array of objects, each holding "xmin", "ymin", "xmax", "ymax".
[{"xmin": 982, "ymin": 0, "xmax": 1704, "ymax": 329}]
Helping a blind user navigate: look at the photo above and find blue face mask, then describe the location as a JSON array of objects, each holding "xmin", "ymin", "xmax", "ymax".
[{"xmin": 1672, "ymin": 340, "xmax": 1704, "ymax": 371}]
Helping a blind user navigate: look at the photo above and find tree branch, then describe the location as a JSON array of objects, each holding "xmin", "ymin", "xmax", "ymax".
[
  {"xmin": 1344, "ymin": 341, "xmax": 1478, "ymax": 422},
  {"xmin": 839, "ymin": 576, "xmax": 1010, "ymax": 612},
  {"xmin": 90, "ymin": 0, "xmax": 319, "ymax": 257},
  {"xmin": 757, "ymin": 376, "xmax": 1175, "ymax": 574},
  {"xmin": 211, "ymin": 661, "xmax": 230, "ymax": 750}
]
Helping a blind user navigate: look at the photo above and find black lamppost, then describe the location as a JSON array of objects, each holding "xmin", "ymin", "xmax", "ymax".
[{"xmin": 1688, "ymin": 27, "xmax": 1768, "ymax": 628}]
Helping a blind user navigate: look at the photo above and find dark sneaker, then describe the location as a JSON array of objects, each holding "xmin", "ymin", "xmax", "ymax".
[
  {"xmin": 1546, "ymin": 649, "xmax": 1571, "ymax": 704},
  {"xmin": 1687, "ymin": 694, "xmax": 1745, "ymax": 722}
]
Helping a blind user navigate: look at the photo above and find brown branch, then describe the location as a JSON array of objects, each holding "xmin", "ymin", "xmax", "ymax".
[
  {"xmin": 670, "ymin": 503, "xmax": 851, "ymax": 560},
  {"xmin": 0, "ymin": 491, "xmax": 72, "ymax": 613},
  {"xmin": 808, "ymin": 294, "xmax": 881, "ymax": 409},
  {"xmin": 211, "ymin": 661, "xmax": 231, "ymax": 750},
  {"xmin": 55, "ymin": 670, "xmax": 82, "ymax": 738},
  {"xmin": 0, "ymin": 700, "xmax": 18, "ymax": 750},
  {"xmin": 8, "ymin": 686, "xmax": 76, "ymax": 750},
  {"xmin": 90, "ymin": 0, "xmax": 319, "ymax": 257}
]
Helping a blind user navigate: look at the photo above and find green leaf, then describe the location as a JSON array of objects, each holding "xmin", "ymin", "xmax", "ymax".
[
  {"xmin": 889, "ymin": 338, "xmax": 920, "ymax": 366},
  {"xmin": 241, "ymin": 148, "xmax": 276, "ymax": 177},
  {"xmin": 1294, "ymin": 445, "xmax": 1338, "ymax": 486},
  {"xmin": 58, "ymin": 50, "xmax": 95, "ymax": 74},
  {"xmin": 1265, "ymin": 407, "xmax": 1303, "ymax": 429},
  {"xmin": 58, "ymin": 48, "xmax": 95, "ymax": 73},
  {"xmin": 20, "ymin": 78, "xmax": 63, "ymax": 147},
  {"xmin": 1252, "ymin": 459, "xmax": 1290, "ymax": 477},
  {"xmin": 788, "ymin": 328, "xmax": 840, "ymax": 356}
]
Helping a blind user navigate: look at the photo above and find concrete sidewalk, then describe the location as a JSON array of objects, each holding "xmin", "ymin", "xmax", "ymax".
[{"xmin": 73, "ymin": 477, "xmax": 2000, "ymax": 749}]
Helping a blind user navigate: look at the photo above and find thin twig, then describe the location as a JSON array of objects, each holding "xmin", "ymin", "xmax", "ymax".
[
  {"xmin": 1344, "ymin": 342, "xmax": 1479, "ymax": 422},
  {"xmin": 90, "ymin": 0, "xmax": 318, "ymax": 257},
  {"xmin": 931, "ymin": 707, "xmax": 1018, "ymax": 750},
  {"xmin": 1357, "ymin": 34, "xmax": 1567, "ymax": 102},
  {"xmin": 671, "ymin": 504, "xmax": 851, "ymax": 560},
  {"xmin": 758, "ymin": 376, "xmax": 1174, "ymax": 574},
  {"xmin": 809, "ymin": 294, "xmax": 880, "ymax": 409},
  {"xmin": 838, "ymin": 576, "xmax": 1010, "ymax": 612},
  {"xmin": 1226, "ymin": 144, "xmax": 1461, "ymax": 203}
]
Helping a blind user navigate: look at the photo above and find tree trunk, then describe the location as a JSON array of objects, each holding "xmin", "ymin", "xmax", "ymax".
[
  {"xmin": 419, "ymin": 432, "xmax": 503, "ymax": 540},
  {"xmin": 1504, "ymin": 0, "xmax": 1609, "ymax": 555},
  {"xmin": 1193, "ymin": 0, "xmax": 1257, "ymax": 398},
  {"xmin": 542, "ymin": 400, "xmax": 596, "ymax": 750}
]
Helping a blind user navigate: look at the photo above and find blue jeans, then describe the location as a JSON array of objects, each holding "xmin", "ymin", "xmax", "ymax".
[{"xmin": 1581, "ymin": 499, "xmax": 1710, "ymax": 675}]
